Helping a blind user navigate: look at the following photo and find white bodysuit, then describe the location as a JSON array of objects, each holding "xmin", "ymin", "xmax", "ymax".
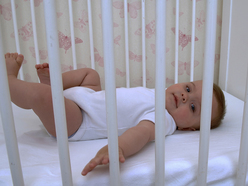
[{"xmin": 63, "ymin": 87, "xmax": 176, "ymax": 141}]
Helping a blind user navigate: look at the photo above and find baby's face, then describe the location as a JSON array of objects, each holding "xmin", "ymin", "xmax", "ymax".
[{"xmin": 166, "ymin": 80, "xmax": 218, "ymax": 130}]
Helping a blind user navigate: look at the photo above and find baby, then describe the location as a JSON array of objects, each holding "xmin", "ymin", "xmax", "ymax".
[{"xmin": 5, "ymin": 53, "xmax": 226, "ymax": 176}]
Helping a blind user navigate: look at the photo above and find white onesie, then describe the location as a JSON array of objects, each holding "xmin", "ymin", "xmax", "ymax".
[{"xmin": 63, "ymin": 86, "xmax": 176, "ymax": 141}]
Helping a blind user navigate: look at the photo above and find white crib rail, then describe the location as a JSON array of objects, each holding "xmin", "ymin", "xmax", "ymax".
[
  {"xmin": 101, "ymin": 1, "xmax": 121, "ymax": 185},
  {"xmin": 10, "ymin": 0, "xmax": 24, "ymax": 80},
  {"xmin": 0, "ymin": 24, "xmax": 25, "ymax": 186},
  {"xmin": 87, "ymin": 0, "xmax": 95, "ymax": 70},
  {"xmin": 174, "ymin": 0, "xmax": 179, "ymax": 84},
  {"xmin": 68, "ymin": 0, "xmax": 77, "ymax": 70},
  {"xmin": 43, "ymin": 1, "xmax": 73, "ymax": 185},
  {"xmin": 236, "ymin": 61, "xmax": 248, "ymax": 185},
  {"xmin": 190, "ymin": 0, "xmax": 196, "ymax": 82},
  {"xmin": 142, "ymin": 0, "xmax": 146, "ymax": 88},
  {"xmin": 30, "ymin": 0, "xmax": 40, "ymax": 65},
  {"xmin": 155, "ymin": 1, "xmax": 167, "ymax": 185},
  {"xmin": 197, "ymin": 1, "xmax": 218, "ymax": 185},
  {"xmin": 124, "ymin": 0, "xmax": 130, "ymax": 88}
]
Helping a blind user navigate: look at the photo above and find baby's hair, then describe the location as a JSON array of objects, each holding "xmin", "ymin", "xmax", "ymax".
[{"xmin": 211, "ymin": 83, "xmax": 226, "ymax": 129}]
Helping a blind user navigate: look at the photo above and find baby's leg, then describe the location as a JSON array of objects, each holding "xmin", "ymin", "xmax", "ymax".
[
  {"xmin": 5, "ymin": 53, "xmax": 82, "ymax": 137},
  {"xmin": 35, "ymin": 63, "xmax": 102, "ymax": 91}
]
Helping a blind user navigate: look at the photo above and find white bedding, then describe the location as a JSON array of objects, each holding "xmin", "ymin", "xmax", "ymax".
[{"xmin": 0, "ymin": 91, "xmax": 247, "ymax": 186}]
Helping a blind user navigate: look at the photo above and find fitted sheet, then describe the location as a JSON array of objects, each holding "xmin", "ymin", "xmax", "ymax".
[{"xmin": 0, "ymin": 91, "xmax": 247, "ymax": 185}]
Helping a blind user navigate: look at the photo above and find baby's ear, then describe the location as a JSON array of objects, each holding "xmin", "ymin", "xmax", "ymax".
[{"xmin": 178, "ymin": 127, "xmax": 196, "ymax": 131}]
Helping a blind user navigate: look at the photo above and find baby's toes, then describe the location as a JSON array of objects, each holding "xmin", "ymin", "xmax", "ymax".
[
  {"xmin": 11, "ymin": 53, "xmax": 18, "ymax": 59},
  {"xmin": 5, "ymin": 53, "xmax": 10, "ymax": 59},
  {"xmin": 16, "ymin": 54, "xmax": 24, "ymax": 65}
]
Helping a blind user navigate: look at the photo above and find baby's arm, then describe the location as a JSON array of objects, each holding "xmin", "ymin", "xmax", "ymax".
[{"xmin": 81, "ymin": 120, "xmax": 155, "ymax": 176}]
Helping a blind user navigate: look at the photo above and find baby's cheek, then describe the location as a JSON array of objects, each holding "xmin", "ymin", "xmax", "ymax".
[{"xmin": 178, "ymin": 109, "xmax": 189, "ymax": 118}]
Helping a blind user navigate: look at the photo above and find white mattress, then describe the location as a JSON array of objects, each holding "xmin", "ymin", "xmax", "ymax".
[{"xmin": 0, "ymin": 91, "xmax": 247, "ymax": 185}]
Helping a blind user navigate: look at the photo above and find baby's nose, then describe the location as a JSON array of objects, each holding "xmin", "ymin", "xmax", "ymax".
[{"xmin": 182, "ymin": 93, "xmax": 188, "ymax": 102}]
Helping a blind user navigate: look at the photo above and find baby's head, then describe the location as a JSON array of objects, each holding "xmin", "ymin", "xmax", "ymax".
[{"xmin": 166, "ymin": 80, "xmax": 226, "ymax": 131}]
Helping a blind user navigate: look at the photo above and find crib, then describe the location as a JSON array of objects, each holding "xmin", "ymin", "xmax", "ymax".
[{"xmin": 0, "ymin": 0, "xmax": 248, "ymax": 185}]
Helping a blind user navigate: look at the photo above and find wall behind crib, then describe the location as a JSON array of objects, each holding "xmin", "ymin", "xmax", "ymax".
[{"xmin": 0, "ymin": 0, "xmax": 222, "ymax": 89}]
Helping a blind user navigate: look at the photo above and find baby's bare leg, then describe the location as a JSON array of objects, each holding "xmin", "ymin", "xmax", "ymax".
[
  {"xmin": 5, "ymin": 53, "xmax": 82, "ymax": 137},
  {"xmin": 36, "ymin": 63, "xmax": 102, "ymax": 91}
]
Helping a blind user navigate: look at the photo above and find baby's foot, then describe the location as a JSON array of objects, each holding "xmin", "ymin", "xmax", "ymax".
[
  {"xmin": 5, "ymin": 53, "xmax": 24, "ymax": 77},
  {"xmin": 35, "ymin": 63, "xmax": 50, "ymax": 85}
]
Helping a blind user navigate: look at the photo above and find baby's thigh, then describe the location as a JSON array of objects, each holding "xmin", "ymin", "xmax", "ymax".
[{"xmin": 64, "ymin": 98, "xmax": 83, "ymax": 136}]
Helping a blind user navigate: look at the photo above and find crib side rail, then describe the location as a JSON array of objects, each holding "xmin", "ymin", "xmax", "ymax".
[
  {"xmin": 0, "ymin": 24, "xmax": 25, "ymax": 186},
  {"xmin": 101, "ymin": 1, "xmax": 121, "ymax": 185},
  {"xmin": 43, "ymin": 0, "xmax": 73, "ymax": 185}
]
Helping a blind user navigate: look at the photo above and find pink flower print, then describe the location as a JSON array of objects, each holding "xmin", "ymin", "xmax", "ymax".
[
  {"xmin": 196, "ymin": 10, "xmax": 205, "ymax": 31},
  {"xmin": 0, "ymin": 3, "xmax": 18, "ymax": 21},
  {"xmin": 171, "ymin": 27, "xmax": 198, "ymax": 50},
  {"xmin": 135, "ymin": 20, "xmax": 156, "ymax": 39},
  {"xmin": 114, "ymin": 35, "xmax": 121, "ymax": 46},
  {"xmin": 116, "ymin": 68, "xmax": 126, "ymax": 77},
  {"xmin": 173, "ymin": 7, "xmax": 184, "ymax": 17},
  {"xmin": 128, "ymin": 1, "xmax": 141, "ymax": 19},
  {"xmin": 171, "ymin": 60, "xmax": 199, "ymax": 76},
  {"xmin": 150, "ymin": 44, "xmax": 170, "ymax": 55},
  {"xmin": 113, "ymin": 1, "xmax": 141, "ymax": 19},
  {"xmin": 11, "ymin": 22, "xmax": 33, "ymax": 41},
  {"xmin": 215, "ymin": 54, "xmax": 220, "ymax": 63},
  {"xmin": 217, "ymin": 15, "xmax": 222, "ymax": 26},
  {"xmin": 24, "ymin": 73, "xmax": 32, "ymax": 82},
  {"xmin": 129, "ymin": 51, "xmax": 142, "ymax": 62},
  {"xmin": 94, "ymin": 48, "xmax": 104, "ymax": 67},
  {"xmin": 77, "ymin": 63, "xmax": 87, "ymax": 69},
  {"xmin": 166, "ymin": 77, "xmax": 174, "ymax": 85},
  {"xmin": 24, "ymin": 0, "xmax": 43, "ymax": 7},
  {"xmin": 113, "ymin": 22, "xmax": 119, "ymax": 27},
  {"xmin": 61, "ymin": 64, "xmax": 73, "ymax": 72},
  {"xmin": 29, "ymin": 47, "xmax": 48, "ymax": 60},
  {"xmin": 145, "ymin": 20, "xmax": 156, "ymax": 38},
  {"xmin": 133, "ymin": 70, "xmax": 154, "ymax": 85},
  {"xmin": 75, "ymin": 10, "xmax": 88, "ymax": 33},
  {"xmin": 58, "ymin": 31, "xmax": 83, "ymax": 53},
  {"xmin": 23, "ymin": 59, "xmax": 28, "ymax": 64},
  {"xmin": 57, "ymin": 12, "xmax": 63, "ymax": 18}
]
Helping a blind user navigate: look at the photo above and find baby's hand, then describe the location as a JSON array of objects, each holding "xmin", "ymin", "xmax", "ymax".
[{"xmin": 81, "ymin": 145, "xmax": 125, "ymax": 176}]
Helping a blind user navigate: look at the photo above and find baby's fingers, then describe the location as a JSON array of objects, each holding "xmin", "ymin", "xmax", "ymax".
[{"xmin": 81, "ymin": 156, "xmax": 109, "ymax": 176}]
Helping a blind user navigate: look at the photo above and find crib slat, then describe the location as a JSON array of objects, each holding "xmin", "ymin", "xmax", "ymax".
[
  {"xmin": 197, "ymin": 1, "xmax": 217, "ymax": 185},
  {"xmin": 30, "ymin": 0, "xmax": 40, "ymax": 65},
  {"xmin": 101, "ymin": 1, "xmax": 121, "ymax": 185},
  {"xmin": 0, "ymin": 25, "xmax": 25, "ymax": 186},
  {"xmin": 124, "ymin": 0, "xmax": 130, "ymax": 88},
  {"xmin": 68, "ymin": 0, "xmax": 77, "ymax": 70},
  {"xmin": 11, "ymin": 0, "xmax": 24, "ymax": 80},
  {"xmin": 224, "ymin": 0, "xmax": 233, "ymax": 91},
  {"xmin": 235, "ymin": 62, "xmax": 248, "ymax": 185},
  {"xmin": 43, "ymin": 1, "xmax": 73, "ymax": 185},
  {"xmin": 190, "ymin": 0, "xmax": 196, "ymax": 82},
  {"xmin": 87, "ymin": 0, "xmax": 95, "ymax": 70},
  {"xmin": 174, "ymin": 0, "xmax": 179, "ymax": 84},
  {"xmin": 142, "ymin": 0, "xmax": 146, "ymax": 87},
  {"xmin": 155, "ymin": 1, "xmax": 166, "ymax": 185}
]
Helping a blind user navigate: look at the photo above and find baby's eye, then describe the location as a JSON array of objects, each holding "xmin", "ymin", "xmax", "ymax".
[
  {"xmin": 186, "ymin": 86, "xmax": 190, "ymax": 92},
  {"xmin": 191, "ymin": 103, "xmax": 195, "ymax": 112}
]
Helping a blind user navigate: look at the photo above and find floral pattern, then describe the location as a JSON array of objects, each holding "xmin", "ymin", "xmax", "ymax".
[{"xmin": 1, "ymin": 0, "xmax": 222, "ymax": 88}]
